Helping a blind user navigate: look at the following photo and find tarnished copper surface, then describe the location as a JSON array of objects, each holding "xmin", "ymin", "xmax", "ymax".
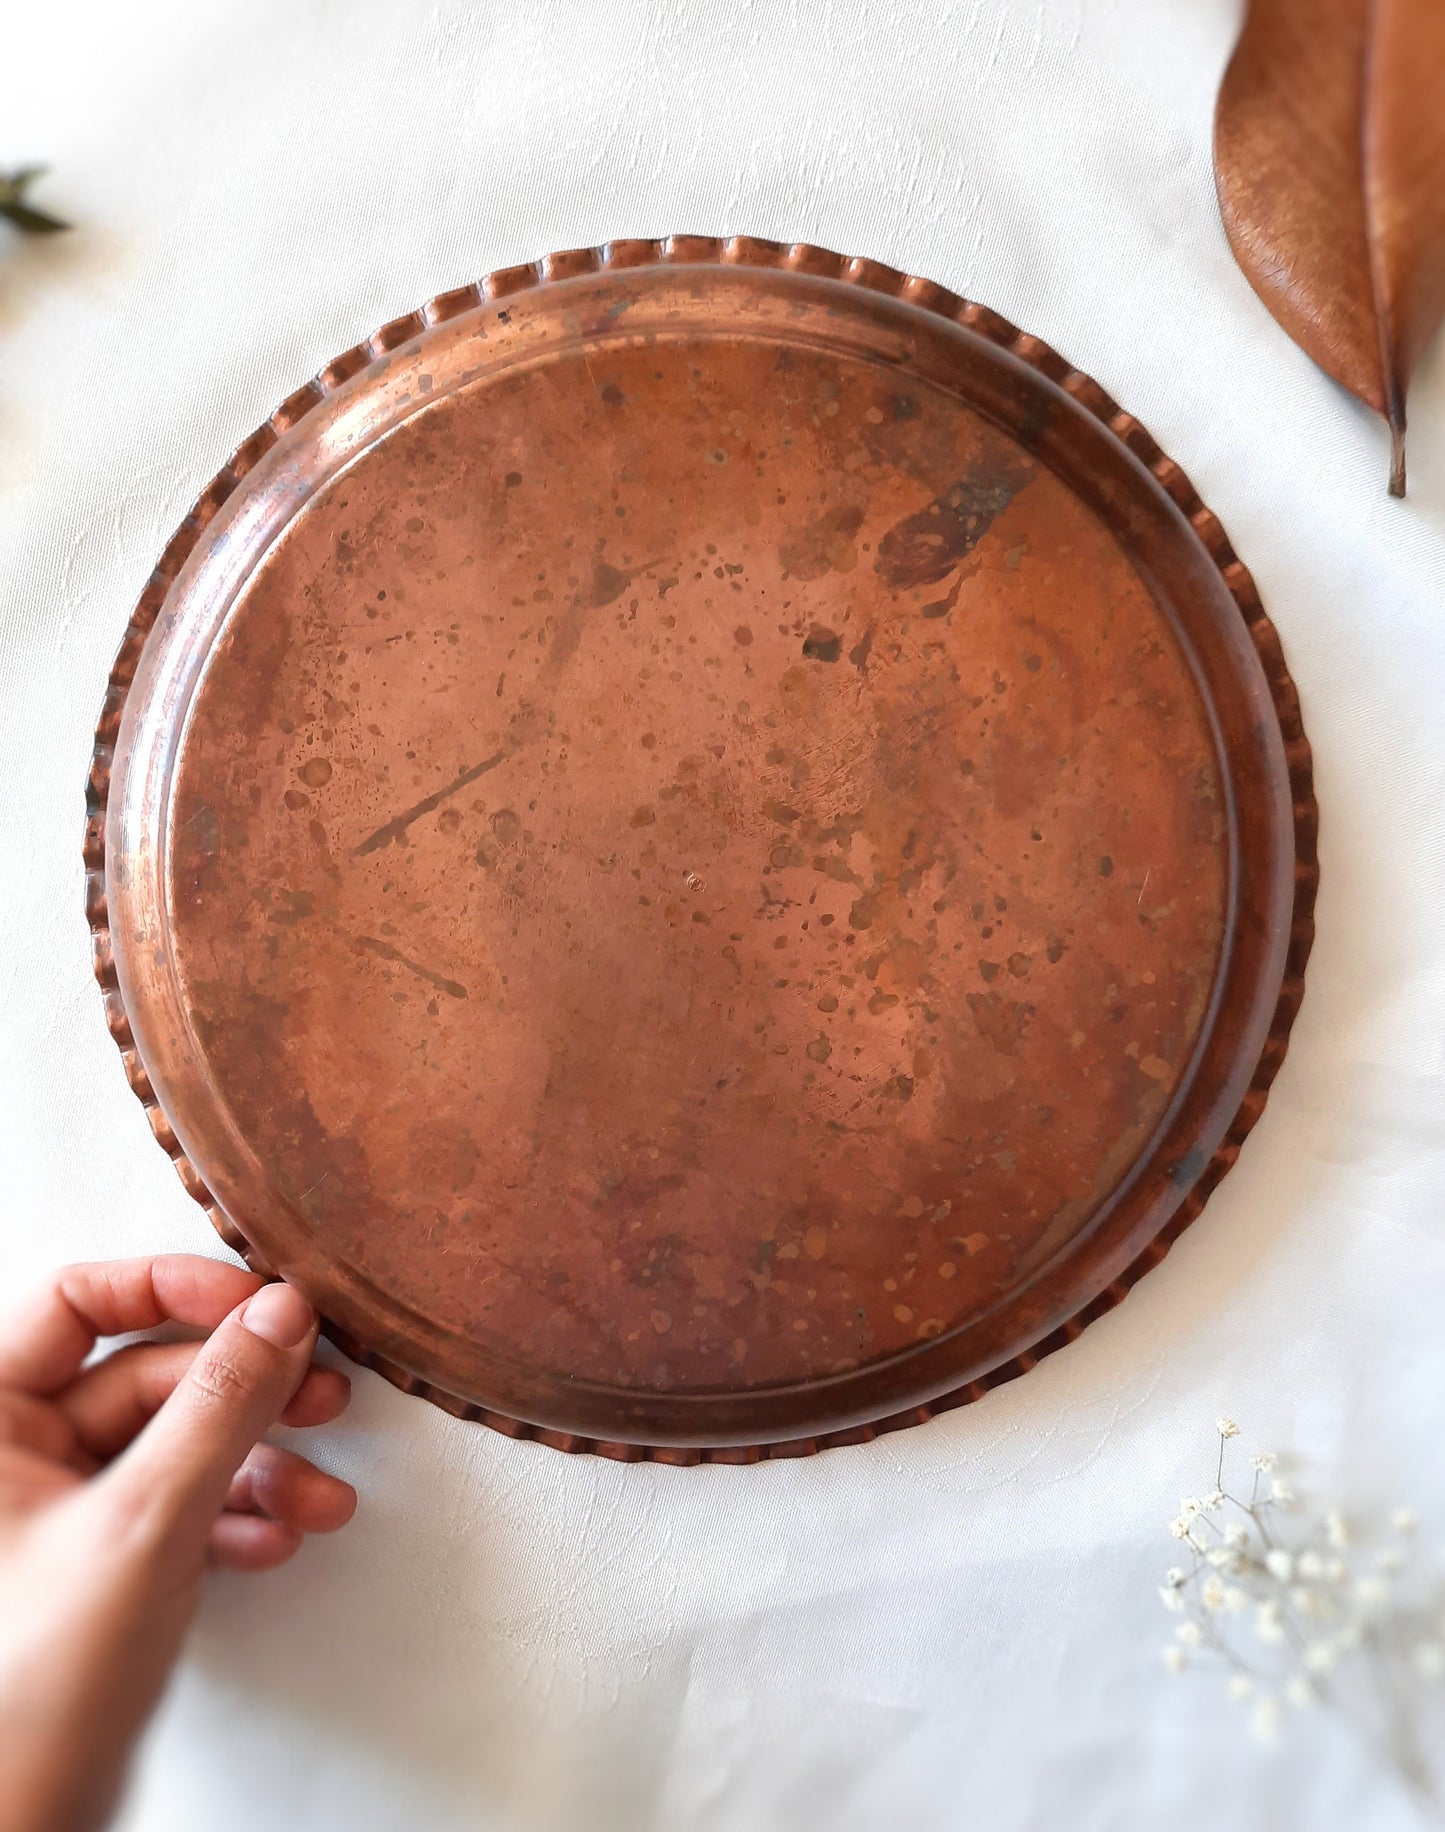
[{"xmin": 87, "ymin": 239, "xmax": 1316, "ymax": 1458}]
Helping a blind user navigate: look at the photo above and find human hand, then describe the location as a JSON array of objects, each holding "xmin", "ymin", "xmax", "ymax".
[{"xmin": 0, "ymin": 1255, "xmax": 356, "ymax": 1832}]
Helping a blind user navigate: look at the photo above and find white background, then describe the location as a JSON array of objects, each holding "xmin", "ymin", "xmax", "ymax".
[{"xmin": 3, "ymin": 3, "xmax": 1445, "ymax": 1828}]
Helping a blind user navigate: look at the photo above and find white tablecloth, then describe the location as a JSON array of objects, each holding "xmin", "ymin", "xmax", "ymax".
[{"xmin": 3, "ymin": 4, "xmax": 1444, "ymax": 1828}]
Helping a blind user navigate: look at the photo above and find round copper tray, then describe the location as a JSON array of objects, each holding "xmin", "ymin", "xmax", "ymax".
[{"xmin": 86, "ymin": 238, "xmax": 1316, "ymax": 1462}]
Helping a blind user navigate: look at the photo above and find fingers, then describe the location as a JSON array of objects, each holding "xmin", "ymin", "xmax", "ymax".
[
  {"xmin": 206, "ymin": 1444, "xmax": 356, "ymax": 1571},
  {"xmin": 57, "ymin": 1341, "xmax": 350, "ymax": 1461},
  {"xmin": 208, "ymin": 1514, "xmax": 304, "ymax": 1573},
  {"xmin": 0, "ymin": 1255, "xmax": 265, "ymax": 1396},
  {"xmin": 223, "ymin": 1442, "xmax": 357, "ymax": 1534},
  {"xmin": 94, "ymin": 1282, "xmax": 321, "ymax": 1557},
  {"xmin": 0, "ymin": 1387, "xmax": 83, "ymax": 1466}
]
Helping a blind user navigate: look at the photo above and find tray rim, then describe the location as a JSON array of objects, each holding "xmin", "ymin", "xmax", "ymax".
[{"xmin": 84, "ymin": 234, "xmax": 1318, "ymax": 1464}]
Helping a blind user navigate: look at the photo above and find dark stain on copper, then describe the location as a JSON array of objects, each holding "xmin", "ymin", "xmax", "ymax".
[
  {"xmin": 353, "ymin": 750, "xmax": 507, "ymax": 856},
  {"xmin": 591, "ymin": 554, "xmax": 660, "ymax": 607},
  {"xmin": 921, "ymin": 575, "xmax": 963, "ymax": 621},
  {"xmin": 267, "ymin": 889, "xmax": 314, "ymax": 926},
  {"xmin": 801, "ymin": 627, "xmax": 842, "ymax": 663},
  {"xmin": 875, "ymin": 455, "xmax": 1035, "ymax": 590},
  {"xmin": 353, "ymin": 935, "xmax": 468, "ymax": 1000},
  {"xmin": 779, "ymin": 503, "xmax": 864, "ymax": 580}
]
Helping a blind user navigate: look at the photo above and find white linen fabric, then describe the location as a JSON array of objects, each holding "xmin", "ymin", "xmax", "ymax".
[{"xmin": 3, "ymin": 3, "xmax": 1444, "ymax": 1828}]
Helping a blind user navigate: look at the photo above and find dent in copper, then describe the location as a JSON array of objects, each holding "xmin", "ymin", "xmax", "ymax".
[{"xmin": 89, "ymin": 241, "xmax": 1315, "ymax": 1457}]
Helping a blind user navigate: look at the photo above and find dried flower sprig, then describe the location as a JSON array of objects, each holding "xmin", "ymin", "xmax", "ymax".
[
  {"xmin": 1, "ymin": 167, "xmax": 69, "ymax": 236},
  {"xmin": 1161, "ymin": 1423, "xmax": 1444, "ymax": 1815}
]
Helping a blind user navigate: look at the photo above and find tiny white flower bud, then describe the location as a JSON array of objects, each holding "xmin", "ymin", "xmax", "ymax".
[
  {"xmin": 1265, "ymin": 1549, "xmax": 1294, "ymax": 1582},
  {"xmin": 1270, "ymin": 1479, "xmax": 1295, "ymax": 1507},
  {"xmin": 1285, "ymin": 1677, "xmax": 1315, "ymax": 1710},
  {"xmin": 1177, "ymin": 1621, "xmax": 1203, "ymax": 1647},
  {"xmin": 1201, "ymin": 1576, "xmax": 1226, "ymax": 1613},
  {"xmin": 1216, "ymin": 1418, "xmax": 1240, "ymax": 1439},
  {"xmin": 1355, "ymin": 1575, "xmax": 1391, "ymax": 1609},
  {"xmin": 1224, "ymin": 1523, "xmax": 1249, "ymax": 1550},
  {"xmin": 1414, "ymin": 1643, "xmax": 1445, "ymax": 1681},
  {"xmin": 1180, "ymin": 1496, "xmax": 1202, "ymax": 1519},
  {"xmin": 1392, "ymin": 1509, "xmax": 1419, "ymax": 1535},
  {"xmin": 1250, "ymin": 1451, "xmax": 1276, "ymax": 1472},
  {"xmin": 1160, "ymin": 1586, "xmax": 1185, "ymax": 1613},
  {"xmin": 1165, "ymin": 1567, "xmax": 1186, "ymax": 1588},
  {"xmin": 1253, "ymin": 1696, "xmax": 1282, "ymax": 1743},
  {"xmin": 1325, "ymin": 1510, "xmax": 1349, "ymax": 1549},
  {"xmin": 1256, "ymin": 1600, "xmax": 1284, "ymax": 1645},
  {"xmin": 1169, "ymin": 1516, "xmax": 1191, "ymax": 1540},
  {"xmin": 1228, "ymin": 1674, "xmax": 1255, "ymax": 1703},
  {"xmin": 1304, "ymin": 1642, "xmax": 1338, "ymax": 1676},
  {"xmin": 1202, "ymin": 1489, "xmax": 1225, "ymax": 1512},
  {"xmin": 1298, "ymin": 1551, "xmax": 1325, "ymax": 1581},
  {"xmin": 1205, "ymin": 1546, "xmax": 1233, "ymax": 1569}
]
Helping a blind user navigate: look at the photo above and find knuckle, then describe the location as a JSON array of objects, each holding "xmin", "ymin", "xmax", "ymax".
[{"xmin": 189, "ymin": 1348, "xmax": 256, "ymax": 1408}]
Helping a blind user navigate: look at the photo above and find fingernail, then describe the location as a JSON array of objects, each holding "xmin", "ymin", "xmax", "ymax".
[{"xmin": 241, "ymin": 1282, "xmax": 315, "ymax": 1349}]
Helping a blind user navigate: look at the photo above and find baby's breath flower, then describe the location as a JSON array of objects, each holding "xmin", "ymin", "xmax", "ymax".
[
  {"xmin": 1413, "ymin": 1643, "xmax": 1444, "ymax": 1681},
  {"xmin": 1253, "ymin": 1696, "xmax": 1282, "ymax": 1743},
  {"xmin": 1153, "ymin": 1429, "xmax": 1437, "ymax": 1764}
]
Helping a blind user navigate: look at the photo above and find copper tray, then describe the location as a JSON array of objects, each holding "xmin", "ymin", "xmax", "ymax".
[{"xmin": 87, "ymin": 238, "xmax": 1316, "ymax": 1461}]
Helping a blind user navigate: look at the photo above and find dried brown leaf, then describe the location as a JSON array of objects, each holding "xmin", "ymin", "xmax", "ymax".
[{"xmin": 1214, "ymin": 0, "xmax": 1445, "ymax": 495}]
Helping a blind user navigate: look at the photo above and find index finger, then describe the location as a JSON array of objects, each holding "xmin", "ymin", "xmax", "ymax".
[{"xmin": 0, "ymin": 1255, "xmax": 267, "ymax": 1395}]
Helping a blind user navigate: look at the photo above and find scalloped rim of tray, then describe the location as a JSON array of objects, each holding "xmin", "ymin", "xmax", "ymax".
[{"xmin": 84, "ymin": 235, "xmax": 1318, "ymax": 1463}]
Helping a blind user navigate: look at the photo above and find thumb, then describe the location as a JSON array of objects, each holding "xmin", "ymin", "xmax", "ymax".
[{"xmin": 96, "ymin": 1280, "xmax": 318, "ymax": 1555}]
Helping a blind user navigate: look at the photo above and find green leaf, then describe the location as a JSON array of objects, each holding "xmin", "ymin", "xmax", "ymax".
[{"xmin": 0, "ymin": 166, "xmax": 70, "ymax": 234}]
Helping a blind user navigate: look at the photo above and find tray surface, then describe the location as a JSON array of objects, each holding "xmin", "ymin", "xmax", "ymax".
[{"xmin": 89, "ymin": 239, "xmax": 1315, "ymax": 1458}]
